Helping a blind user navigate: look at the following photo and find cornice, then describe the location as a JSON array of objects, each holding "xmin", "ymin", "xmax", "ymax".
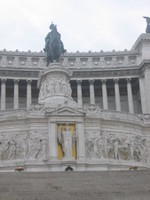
[
  {"xmin": 0, "ymin": 61, "xmax": 149, "ymax": 80},
  {"xmin": 0, "ymin": 66, "xmax": 144, "ymax": 80},
  {"xmin": 131, "ymin": 33, "xmax": 150, "ymax": 51},
  {"xmin": 0, "ymin": 49, "xmax": 138, "ymax": 57},
  {"xmin": 0, "ymin": 53, "xmax": 140, "ymax": 69},
  {"xmin": 72, "ymin": 68, "xmax": 139, "ymax": 79},
  {"xmin": 0, "ymin": 49, "xmax": 45, "ymax": 57},
  {"xmin": 0, "ymin": 68, "xmax": 39, "ymax": 79},
  {"xmin": 138, "ymin": 60, "xmax": 150, "ymax": 76}
]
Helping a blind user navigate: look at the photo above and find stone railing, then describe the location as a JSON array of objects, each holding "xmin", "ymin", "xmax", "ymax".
[
  {"xmin": 0, "ymin": 49, "xmax": 140, "ymax": 69},
  {"xmin": 84, "ymin": 105, "xmax": 144, "ymax": 125},
  {"xmin": 0, "ymin": 109, "xmax": 27, "ymax": 120}
]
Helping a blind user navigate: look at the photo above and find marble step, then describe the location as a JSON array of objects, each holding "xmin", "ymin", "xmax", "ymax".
[{"xmin": 0, "ymin": 170, "xmax": 150, "ymax": 200}]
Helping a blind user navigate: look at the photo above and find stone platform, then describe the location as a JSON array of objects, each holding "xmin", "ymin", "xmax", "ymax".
[{"xmin": 0, "ymin": 170, "xmax": 150, "ymax": 200}]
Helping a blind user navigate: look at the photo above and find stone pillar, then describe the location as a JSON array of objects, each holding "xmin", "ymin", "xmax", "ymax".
[
  {"xmin": 144, "ymin": 68, "xmax": 150, "ymax": 114},
  {"xmin": 48, "ymin": 120, "xmax": 58, "ymax": 161},
  {"xmin": 77, "ymin": 80, "xmax": 83, "ymax": 108},
  {"xmin": 26, "ymin": 80, "xmax": 32, "ymax": 108},
  {"xmin": 102, "ymin": 79, "xmax": 108, "ymax": 110},
  {"xmin": 14, "ymin": 79, "xmax": 19, "ymax": 109},
  {"xmin": 77, "ymin": 122, "xmax": 85, "ymax": 160},
  {"xmin": 1, "ymin": 79, "xmax": 6, "ymax": 110},
  {"xmin": 127, "ymin": 78, "xmax": 134, "ymax": 114},
  {"xmin": 139, "ymin": 76, "xmax": 147, "ymax": 114},
  {"xmin": 114, "ymin": 79, "xmax": 121, "ymax": 111},
  {"xmin": 89, "ymin": 80, "xmax": 95, "ymax": 104}
]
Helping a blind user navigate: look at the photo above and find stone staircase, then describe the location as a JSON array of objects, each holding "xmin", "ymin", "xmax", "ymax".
[{"xmin": 0, "ymin": 170, "xmax": 150, "ymax": 200}]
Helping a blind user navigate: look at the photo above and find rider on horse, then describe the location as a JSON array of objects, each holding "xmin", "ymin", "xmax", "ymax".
[{"xmin": 44, "ymin": 23, "xmax": 66, "ymax": 66}]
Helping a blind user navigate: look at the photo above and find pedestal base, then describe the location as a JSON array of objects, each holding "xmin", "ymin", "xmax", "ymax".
[{"xmin": 38, "ymin": 63, "xmax": 76, "ymax": 108}]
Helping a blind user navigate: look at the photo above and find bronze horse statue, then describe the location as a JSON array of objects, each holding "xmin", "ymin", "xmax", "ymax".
[{"xmin": 44, "ymin": 23, "xmax": 66, "ymax": 66}]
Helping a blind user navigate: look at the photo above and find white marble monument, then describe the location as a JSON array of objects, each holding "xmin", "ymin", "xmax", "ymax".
[{"xmin": 0, "ymin": 34, "xmax": 150, "ymax": 171}]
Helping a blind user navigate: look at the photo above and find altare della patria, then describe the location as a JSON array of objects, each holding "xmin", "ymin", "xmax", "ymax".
[{"xmin": 0, "ymin": 17, "xmax": 150, "ymax": 200}]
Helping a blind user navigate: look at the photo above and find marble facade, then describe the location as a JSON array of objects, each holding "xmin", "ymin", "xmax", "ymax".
[{"xmin": 0, "ymin": 33, "xmax": 150, "ymax": 171}]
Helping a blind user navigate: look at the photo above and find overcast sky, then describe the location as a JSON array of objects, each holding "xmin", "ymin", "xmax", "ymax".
[{"xmin": 0, "ymin": 0, "xmax": 150, "ymax": 53}]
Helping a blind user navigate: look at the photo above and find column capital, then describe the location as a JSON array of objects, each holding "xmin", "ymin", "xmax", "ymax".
[
  {"xmin": 1, "ymin": 78, "xmax": 7, "ymax": 83},
  {"xmin": 14, "ymin": 79, "xmax": 19, "ymax": 84},
  {"xmin": 89, "ymin": 79, "xmax": 94, "ymax": 84},
  {"xmin": 77, "ymin": 80, "xmax": 82, "ymax": 84},
  {"xmin": 126, "ymin": 78, "xmax": 131, "ymax": 83},
  {"xmin": 26, "ymin": 79, "xmax": 32, "ymax": 84},
  {"xmin": 114, "ymin": 78, "xmax": 119, "ymax": 83},
  {"xmin": 101, "ymin": 79, "xmax": 107, "ymax": 84},
  {"xmin": 139, "ymin": 74, "xmax": 144, "ymax": 79}
]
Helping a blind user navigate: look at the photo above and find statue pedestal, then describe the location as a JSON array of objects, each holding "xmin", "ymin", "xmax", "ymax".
[{"xmin": 38, "ymin": 63, "xmax": 77, "ymax": 108}]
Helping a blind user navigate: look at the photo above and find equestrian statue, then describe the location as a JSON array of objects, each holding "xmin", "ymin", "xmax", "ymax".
[
  {"xmin": 44, "ymin": 23, "xmax": 66, "ymax": 66},
  {"xmin": 143, "ymin": 16, "xmax": 150, "ymax": 33}
]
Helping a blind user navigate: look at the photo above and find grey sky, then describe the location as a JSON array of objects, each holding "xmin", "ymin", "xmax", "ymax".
[{"xmin": 0, "ymin": 0, "xmax": 150, "ymax": 52}]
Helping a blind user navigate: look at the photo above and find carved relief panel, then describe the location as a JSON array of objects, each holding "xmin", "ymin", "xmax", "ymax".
[
  {"xmin": 0, "ymin": 130, "xmax": 48, "ymax": 161},
  {"xmin": 85, "ymin": 130, "xmax": 148, "ymax": 163},
  {"xmin": 39, "ymin": 76, "xmax": 72, "ymax": 101}
]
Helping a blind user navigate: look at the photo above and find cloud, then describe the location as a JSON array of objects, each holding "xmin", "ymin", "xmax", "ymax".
[{"xmin": 0, "ymin": 0, "xmax": 150, "ymax": 52}]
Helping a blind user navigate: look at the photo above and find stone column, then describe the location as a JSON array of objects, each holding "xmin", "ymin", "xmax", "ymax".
[
  {"xmin": 77, "ymin": 122, "xmax": 85, "ymax": 160},
  {"xmin": 77, "ymin": 80, "xmax": 83, "ymax": 108},
  {"xmin": 127, "ymin": 78, "xmax": 134, "ymax": 114},
  {"xmin": 48, "ymin": 120, "xmax": 58, "ymax": 161},
  {"xmin": 139, "ymin": 76, "xmax": 147, "ymax": 114},
  {"xmin": 114, "ymin": 79, "xmax": 121, "ymax": 111},
  {"xmin": 144, "ymin": 68, "xmax": 150, "ymax": 114},
  {"xmin": 89, "ymin": 80, "xmax": 95, "ymax": 104},
  {"xmin": 1, "ymin": 79, "xmax": 6, "ymax": 110},
  {"xmin": 14, "ymin": 79, "xmax": 19, "ymax": 109},
  {"xmin": 102, "ymin": 79, "xmax": 108, "ymax": 110},
  {"xmin": 26, "ymin": 80, "xmax": 32, "ymax": 108}
]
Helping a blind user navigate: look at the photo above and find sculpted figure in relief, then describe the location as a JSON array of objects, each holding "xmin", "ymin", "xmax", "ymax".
[
  {"xmin": 85, "ymin": 140, "xmax": 95, "ymax": 159},
  {"xmin": 113, "ymin": 139, "xmax": 120, "ymax": 160},
  {"xmin": 67, "ymin": 83, "xmax": 72, "ymax": 97},
  {"xmin": 94, "ymin": 137, "xmax": 104, "ymax": 158},
  {"xmin": 28, "ymin": 131, "xmax": 48, "ymax": 160},
  {"xmin": 20, "ymin": 134, "xmax": 30, "ymax": 159},
  {"xmin": 141, "ymin": 140, "xmax": 148, "ymax": 163},
  {"xmin": 40, "ymin": 138, "xmax": 48, "ymax": 159},
  {"xmin": 85, "ymin": 130, "xmax": 104, "ymax": 159},
  {"xmin": 84, "ymin": 104, "xmax": 101, "ymax": 118},
  {"xmin": 7, "ymin": 140, "xmax": 16, "ymax": 159},
  {"xmin": 44, "ymin": 79, "xmax": 49, "ymax": 94},
  {"xmin": 55, "ymin": 80, "xmax": 61, "ymax": 93},
  {"xmin": 29, "ymin": 104, "xmax": 44, "ymax": 114},
  {"xmin": 62, "ymin": 82, "xmax": 68, "ymax": 96},
  {"xmin": 33, "ymin": 138, "xmax": 47, "ymax": 160}
]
